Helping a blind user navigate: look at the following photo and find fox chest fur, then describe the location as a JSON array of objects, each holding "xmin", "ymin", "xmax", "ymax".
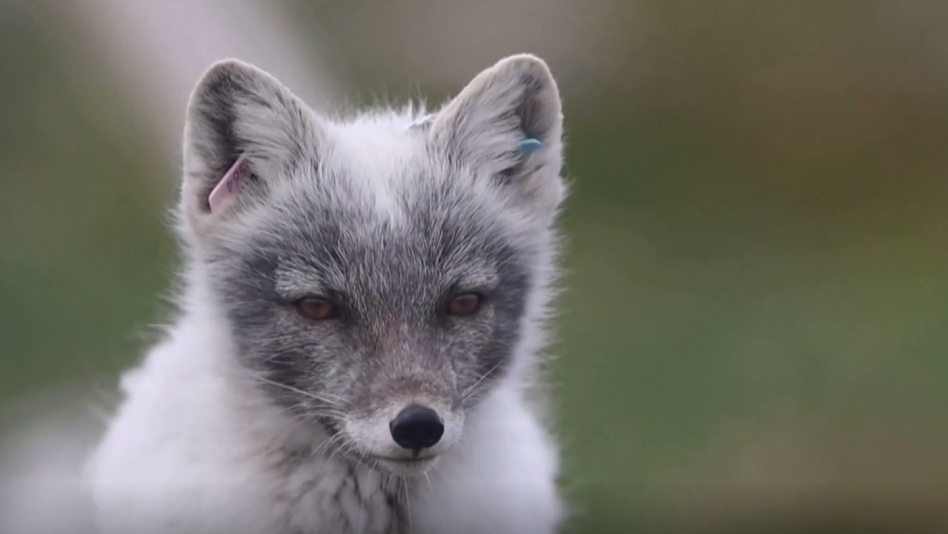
[{"xmin": 274, "ymin": 455, "xmax": 408, "ymax": 534}]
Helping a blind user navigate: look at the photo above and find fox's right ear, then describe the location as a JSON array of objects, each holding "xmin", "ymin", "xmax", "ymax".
[{"xmin": 180, "ymin": 59, "xmax": 324, "ymax": 229}]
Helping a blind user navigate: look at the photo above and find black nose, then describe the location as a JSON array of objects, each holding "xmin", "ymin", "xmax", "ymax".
[{"xmin": 389, "ymin": 404, "xmax": 444, "ymax": 451}]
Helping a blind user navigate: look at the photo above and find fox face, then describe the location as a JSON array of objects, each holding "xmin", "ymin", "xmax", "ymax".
[{"xmin": 177, "ymin": 55, "xmax": 567, "ymax": 476}]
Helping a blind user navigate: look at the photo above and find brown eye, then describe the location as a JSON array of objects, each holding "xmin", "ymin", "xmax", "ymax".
[
  {"xmin": 296, "ymin": 297, "xmax": 338, "ymax": 321},
  {"xmin": 447, "ymin": 292, "xmax": 482, "ymax": 316}
]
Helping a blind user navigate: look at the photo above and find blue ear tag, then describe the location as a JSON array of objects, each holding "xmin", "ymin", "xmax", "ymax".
[{"xmin": 518, "ymin": 138, "xmax": 544, "ymax": 152}]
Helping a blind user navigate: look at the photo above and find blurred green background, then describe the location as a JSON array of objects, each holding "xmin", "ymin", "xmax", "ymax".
[{"xmin": 2, "ymin": 2, "xmax": 948, "ymax": 532}]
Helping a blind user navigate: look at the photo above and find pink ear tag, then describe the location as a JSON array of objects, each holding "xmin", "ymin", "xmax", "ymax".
[{"xmin": 208, "ymin": 156, "xmax": 248, "ymax": 214}]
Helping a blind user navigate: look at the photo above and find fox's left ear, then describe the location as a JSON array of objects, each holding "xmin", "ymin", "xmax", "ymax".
[{"xmin": 429, "ymin": 54, "xmax": 566, "ymax": 215}]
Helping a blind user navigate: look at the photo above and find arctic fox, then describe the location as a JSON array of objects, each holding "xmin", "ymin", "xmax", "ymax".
[{"xmin": 46, "ymin": 54, "xmax": 570, "ymax": 534}]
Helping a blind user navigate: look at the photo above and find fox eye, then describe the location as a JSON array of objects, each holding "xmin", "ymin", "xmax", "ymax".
[
  {"xmin": 447, "ymin": 292, "xmax": 483, "ymax": 317},
  {"xmin": 296, "ymin": 297, "xmax": 338, "ymax": 321}
]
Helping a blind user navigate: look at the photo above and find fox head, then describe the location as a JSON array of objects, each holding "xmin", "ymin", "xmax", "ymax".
[{"xmin": 176, "ymin": 55, "xmax": 567, "ymax": 476}]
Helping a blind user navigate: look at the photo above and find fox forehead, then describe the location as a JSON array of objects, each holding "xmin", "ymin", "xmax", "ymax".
[
  {"xmin": 277, "ymin": 115, "xmax": 516, "ymax": 229},
  {"xmin": 235, "ymin": 122, "xmax": 530, "ymax": 271},
  {"xmin": 274, "ymin": 254, "xmax": 502, "ymax": 301},
  {"xmin": 247, "ymin": 168, "xmax": 525, "ymax": 302},
  {"xmin": 315, "ymin": 109, "xmax": 432, "ymax": 223}
]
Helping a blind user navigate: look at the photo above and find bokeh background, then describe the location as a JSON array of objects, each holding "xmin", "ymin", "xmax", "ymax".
[{"xmin": 2, "ymin": 1, "xmax": 948, "ymax": 533}]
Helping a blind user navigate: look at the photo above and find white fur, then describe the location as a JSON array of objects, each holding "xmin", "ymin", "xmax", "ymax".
[{"xmin": 84, "ymin": 271, "xmax": 564, "ymax": 533}]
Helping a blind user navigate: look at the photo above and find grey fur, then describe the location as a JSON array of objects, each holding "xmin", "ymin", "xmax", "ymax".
[{"xmin": 178, "ymin": 54, "xmax": 568, "ymax": 479}]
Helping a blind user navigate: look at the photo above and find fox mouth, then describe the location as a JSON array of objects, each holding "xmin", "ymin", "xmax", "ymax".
[
  {"xmin": 370, "ymin": 454, "xmax": 440, "ymax": 475},
  {"xmin": 372, "ymin": 455, "xmax": 437, "ymax": 463}
]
